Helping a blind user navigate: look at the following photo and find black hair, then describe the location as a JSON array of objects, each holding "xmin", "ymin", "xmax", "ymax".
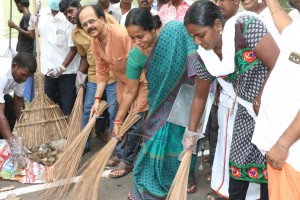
[
  {"xmin": 12, "ymin": 52, "xmax": 37, "ymax": 74},
  {"xmin": 79, "ymin": 4, "xmax": 106, "ymax": 24},
  {"xmin": 91, "ymin": 4, "xmax": 105, "ymax": 19},
  {"xmin": 288, "ymin": 0, "xmax": 300, "ymax": 11},
  {"xmin": 125, "ymin": 8, "xmax": 162, "ymax": 31},
  {"xmin": 14, "ymin": 0, "xmax": 29, "ymax": 7},
  {"xmin": 184, "ymin": 1, "xmax": 225, "ymax": 27},
  {"xmin": 59, "ymin": 0, "xmax": 82, "ymax": 13}
]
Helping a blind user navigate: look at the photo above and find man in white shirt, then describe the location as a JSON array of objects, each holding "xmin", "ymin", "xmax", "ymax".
[
  {"xmin": 98, "ymin": 0, "xmax": 122, "ymax": 22},
  {"xmin": 0, "ymin": 52, "xmax": 36, "ymax": 168},
  {"xmin": 137, "ymin": 0, "xmax": 158, "ymax": 15},
  {"xmin": 112, "ymin": 0, "xmax": 136, "ymax": 25},
  {"xmin": 38, "ymin": 0, "xmax": 80, "ymax": 115}
]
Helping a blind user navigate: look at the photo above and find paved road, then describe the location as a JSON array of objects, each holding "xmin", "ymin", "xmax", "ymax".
[{"xmin": 0, "ymin": 136, "xmax": 211, "ymax": 200}]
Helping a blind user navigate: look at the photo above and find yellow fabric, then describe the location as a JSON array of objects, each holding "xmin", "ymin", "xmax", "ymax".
[
  {"xmin": 105, "ymin": 13, "xmax": 118, "ymax": 24},
  {"xmin": 268, "ymin": 163, "xmax": 300, "ymax": 200}
]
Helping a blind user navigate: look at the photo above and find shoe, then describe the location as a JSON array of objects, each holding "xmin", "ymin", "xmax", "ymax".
[{"xmin": 82, "ymin": 147, "xmax": 91, "ymax": 155}]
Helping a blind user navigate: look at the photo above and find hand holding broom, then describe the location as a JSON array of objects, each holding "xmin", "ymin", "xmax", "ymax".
[
  {"xmin": 40, "ymin": 101, "xmax": 108, "ymax": 200},
  {"xmin": 167, "ymin": 128, "xmax": 202, "ymax": 200},
  {"xmin": 69, "ymin": 113, "xmax": 141, "ymax": 200}
]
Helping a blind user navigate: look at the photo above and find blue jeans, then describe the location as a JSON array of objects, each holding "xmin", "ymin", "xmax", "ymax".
[
  {"xmin": 24, "ymin": 76, "xmax": 35, "ymax": 103},
  {"xmin": 44, "ymin": 74, "xmax": 76, "ymax": 116},
  {"xmin": 82, "ymin": 81, "xmax": 117, "ymax": 148},
  {"xmin": 115, "ymin": 112, "xmax": 145, "ymax": 166}
]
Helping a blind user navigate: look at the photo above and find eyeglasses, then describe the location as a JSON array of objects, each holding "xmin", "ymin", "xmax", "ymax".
[{"xmin": 81, "ymin": 18, "xmax": 99, "ymax": 28}]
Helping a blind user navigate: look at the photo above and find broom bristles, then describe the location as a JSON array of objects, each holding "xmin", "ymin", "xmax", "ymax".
[
  {"xmin": 69, "ymin": 113, "xmax": 141, "ymax": 200},
  {"xmin": 40, "ymin": 101, "xmax": 108, "ymax": 200},
  {"xmin": 64, "ymin": 87, "xmax": 84, "ymax": 148},
  {"xmin": 167, "ymin": 150, "xmax": 193, "ymax": 200}
]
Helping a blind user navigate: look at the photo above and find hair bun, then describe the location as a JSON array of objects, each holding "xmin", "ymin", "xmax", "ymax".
[{"xmin": 153, "ymin": 15, "xmax": 162, "ymax": 29}]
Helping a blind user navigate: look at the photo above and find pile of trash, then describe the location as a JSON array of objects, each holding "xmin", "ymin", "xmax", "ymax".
[{"xmin": 27, "ymin": 140, "xmax": 65, "ymax": 166}]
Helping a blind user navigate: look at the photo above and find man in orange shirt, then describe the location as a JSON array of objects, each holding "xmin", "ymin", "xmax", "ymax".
[
  {"xmin": 79, "ymin": 4, "xmax": 148, "ymax": 178},
  {"xmin": 59, "ymin": 0, "xmax": 118, "ymax": 153}
]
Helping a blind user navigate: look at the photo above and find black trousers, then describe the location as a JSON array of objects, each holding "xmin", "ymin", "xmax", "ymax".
[
  {"xmin": 0, "ymin": 94, "xmax": 16, "ymax": 139},
  {"xmin": 205, "ymin": 104, "xmax": 219, "ymax": 166},
  {"xmin": 229, "ymin": 176, "xmax": 268, "ymax": 200},
  {"xmin": 44, "ymin": 74, "xmax": 76, "ymax": 116}
]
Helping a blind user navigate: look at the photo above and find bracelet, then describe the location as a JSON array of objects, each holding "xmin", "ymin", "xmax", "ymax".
[
  {"xmin": 113, "ymin": 120, "xmax": 123, "ymax": 125},
  {"xmin": 271, "ymin": 7, "xmax": 283, "ymax": 15},
  {"xmin": 94, "ymin": 96, "xmax": 101, "ymax": 101},
  {"xmin": 253, "ymin": 100, "xmax": 260, "ymax": 106}
]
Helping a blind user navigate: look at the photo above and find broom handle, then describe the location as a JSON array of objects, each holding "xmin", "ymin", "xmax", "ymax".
[
  {"xmin": 32, "ymin": 0, "xmax": 43, "ymax": 91},
  {"xmin": 9, "ymin": 0, "xmax": 12, "ymax": 48}
]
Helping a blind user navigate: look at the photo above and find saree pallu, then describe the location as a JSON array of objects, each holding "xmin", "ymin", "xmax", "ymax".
[{"xmin": 130, "ymin": 21, "xmax": 200, "ymax": 200}]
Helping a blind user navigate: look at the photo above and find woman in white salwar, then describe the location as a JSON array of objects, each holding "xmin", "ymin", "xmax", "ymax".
[{"xmin": 184, "ymin": 1, "xmax": 280, "ymax": 199}]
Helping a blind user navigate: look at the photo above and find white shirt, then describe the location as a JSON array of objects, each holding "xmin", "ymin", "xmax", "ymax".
[
  {"xmin": 38, "ymin": 7, "xmax": 80, "ymax": 75},
  {"xmin": 0, "ymin": 58, "xmax": 26, "ymax": 103},
  {"xmin": 112, "ymin": 3, "xmax": 136, "ymax": 25},
  {"xmin": 252, "ymin": 19, "xmax": 300, "ymax": 171},
  {"xmin": 107, "ymin": 3, "xmax": 122, "ymax": 23}
]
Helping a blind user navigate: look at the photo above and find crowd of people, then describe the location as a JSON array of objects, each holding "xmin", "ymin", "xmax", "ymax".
[{"xmin": 1, "ymin": 0, "xmax": 300, "ymax": 199}]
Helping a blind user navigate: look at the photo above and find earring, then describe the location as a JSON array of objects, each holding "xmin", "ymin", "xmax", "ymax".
[{"xmin": 218, "ymin": 29, "xmax": 223, "ymax": 35}]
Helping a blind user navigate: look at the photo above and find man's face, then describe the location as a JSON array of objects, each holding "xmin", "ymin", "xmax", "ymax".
[
  {"xmin": 98, "ymin": 0, "xmax": 110, "ymax": 10},
  {"xmin": 138, "ymin": 0, "xmax": 154, "ymax": 9},
  {"xmin": 241, "ymin": 0, "xmax": 259, "ymax": 11},
  {"xmin": 214, "ymin": 0, "xmax": 239, "ymax": 20},
  {"xmin": 121, "ymin": 0, "xmax": 133, "ymax": 5},
  {"xmin": 15, "ymin": 3, "xmax": 23, "ymax": 13},
  {"xmin": 64, "ymin": 6, "xmax": 80, "ymax": 25},
  {"xmin": 79, "ymin": 6, "xmax": 105, "ymax": 38},
  {"xmin": 11, "ymin": 63, "xmax": 32, "ymax": 84}
]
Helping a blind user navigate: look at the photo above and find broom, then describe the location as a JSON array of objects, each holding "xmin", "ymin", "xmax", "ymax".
[
  {"xmin": 167, "ymin": 124, "xmax": 203, "ymax": 200},
  {"xmin": 15, "ymin": 0, "xmax": 68, "ymax": 148},
  {"xmin": 41, "ymin": 101, "xmax": 108, "ymax": 200},
  {"xmin": 69, "ymin": 113, "xmax": 141, "ymax": 200},
  {"xmin": 64, "ymin": 87, "xmax": 84, "ymax": 148},
  {"xmin": 166, "ymin": 150, "xmax": 193, "ymax": 200},
  {"xmin": 2, "ymin": 0, "xmax": 17, "ymax": 58}
]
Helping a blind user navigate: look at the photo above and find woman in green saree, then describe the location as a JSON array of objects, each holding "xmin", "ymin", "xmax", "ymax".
[{"xmin": 114, "ymin": 8, "xmax": 207, "ymax": 199}]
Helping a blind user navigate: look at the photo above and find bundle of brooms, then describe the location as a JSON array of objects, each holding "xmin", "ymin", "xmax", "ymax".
[
  {"xmin": 68, "ymin": 113, "xmax": 141, "ymax": 200},
  {"xmin": 15, "ymin": 0, "xmax": 67, "ymax": 148},
  {"xmin": 41, "ymin": 100, "xmax": 108, "ymax": 200}
]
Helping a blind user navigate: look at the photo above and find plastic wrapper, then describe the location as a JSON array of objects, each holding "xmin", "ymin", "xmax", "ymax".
[{"xmin": 0, "ymin": 140, "xmax": 53, "ymax": 184}]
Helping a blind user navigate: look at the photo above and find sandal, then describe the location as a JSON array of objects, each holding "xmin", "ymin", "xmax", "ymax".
[
  {"xmin": 187, "ymin": 184, "xmax": 197, "ymax": 193},
  {"xmin": 205, "ymin": 192, "xmax": 224, "ymax": 200},
  {"xmin": 109, "ymin": 162, "xmax": 133, "ymax": 179},
  {"xmin": 107, "ymin": 155, "xmax": 121, "ymax": 167},
  {"xmin": 128, "ymin": 193, "xmax": 132, "ymax": 200}
]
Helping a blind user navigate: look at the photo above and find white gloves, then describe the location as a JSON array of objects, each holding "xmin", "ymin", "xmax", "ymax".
[
  {"xmin": 47, "ymin": 65, "xmax": 66, "ymax": 78},
  {"xmin": 179, "ymin": 129, "xmax": 202, "ymax": 160},
  {"xmin": 75, "ymin": 71, "xmax": 87, "ymax": 92},
  {"xmin": 7, "ymin": 136, "xmax": 31, "ymax": 169},
  {"xmin": 28, "ymin": 14, "xmax": 38, "ymax": 31}
]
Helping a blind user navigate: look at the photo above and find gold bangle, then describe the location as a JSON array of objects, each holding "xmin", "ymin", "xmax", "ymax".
[{"xmin": 271, "ymin": 7, "xmax": 283, "ymax": 15}]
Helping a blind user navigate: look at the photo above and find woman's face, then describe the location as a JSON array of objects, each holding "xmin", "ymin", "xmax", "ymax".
[
  {"xmin": 127, "ymin": 25, "xmax": 157, "ymax": 50},
  {"xmin": 185, "ymin": 21, "xmax": 222, "ymax": 50}
]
